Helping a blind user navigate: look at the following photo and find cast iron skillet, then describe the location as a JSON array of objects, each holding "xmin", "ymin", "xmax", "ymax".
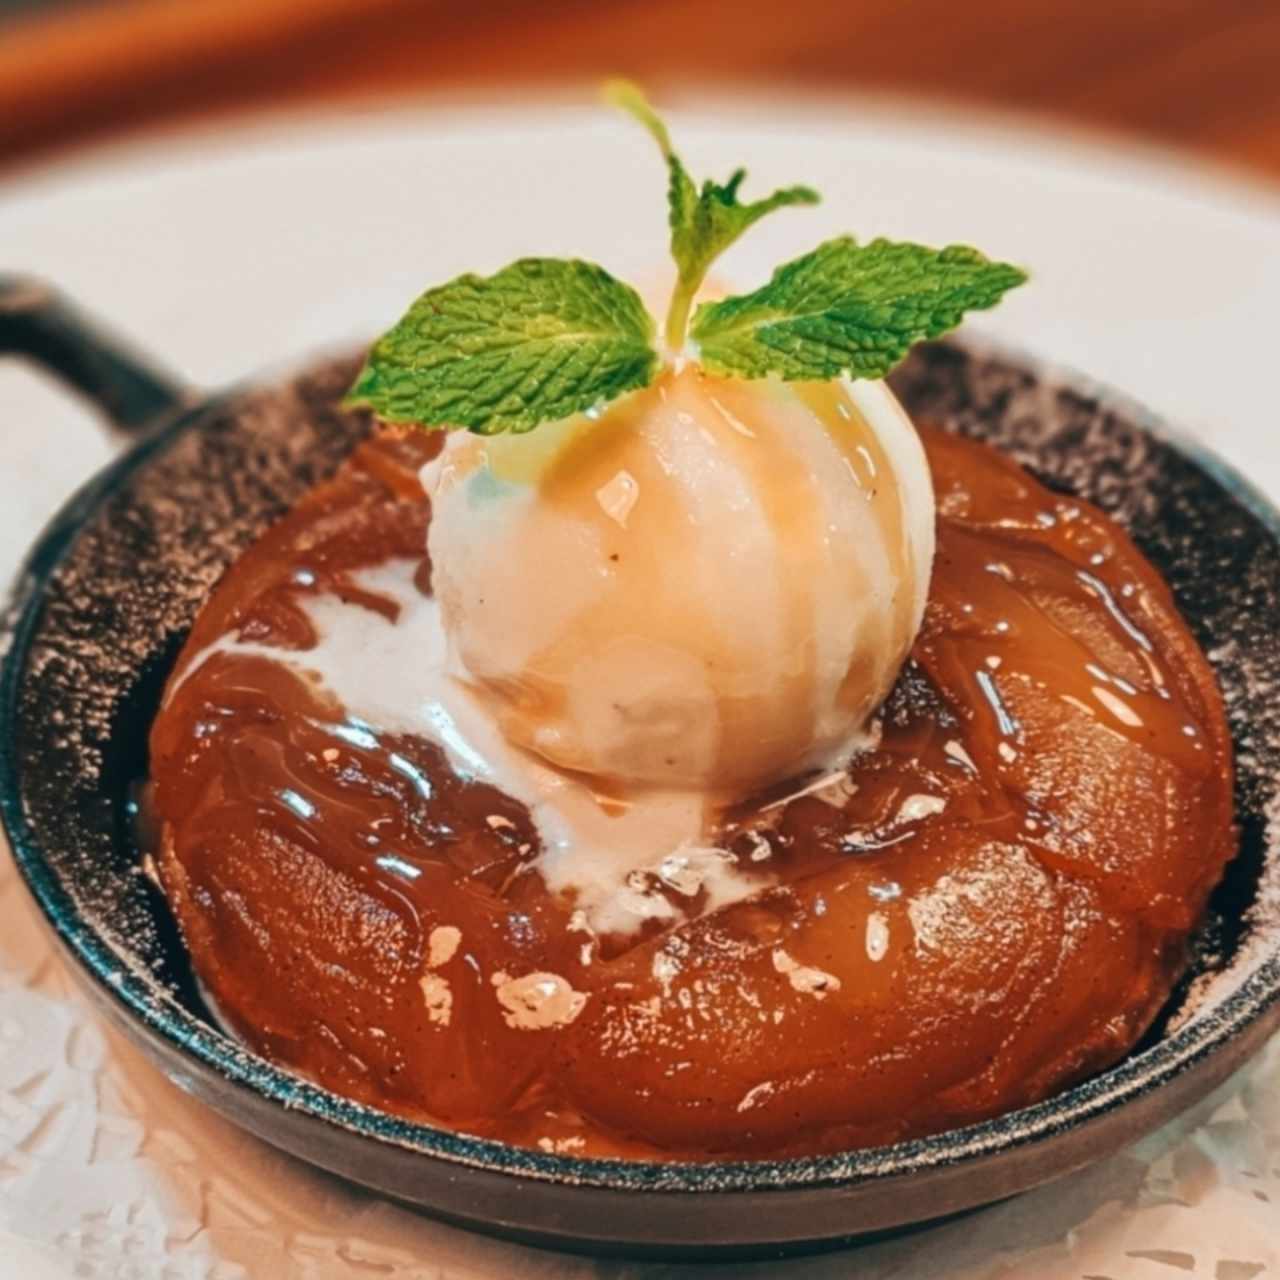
[{"xmin": 2, "ymin": 276, "xmax": 1279, "ymax": 1260}]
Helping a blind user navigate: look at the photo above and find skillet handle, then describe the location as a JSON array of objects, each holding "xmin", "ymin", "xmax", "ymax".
[{"xmin": 0, "ymin": 275, "xmax": 193, "ymax": 438}]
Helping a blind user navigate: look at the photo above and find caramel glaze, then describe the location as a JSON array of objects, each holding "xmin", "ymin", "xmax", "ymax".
[{"xmin": 149, "ymin": 422, "xmax": 1235, "ymax": 1160}]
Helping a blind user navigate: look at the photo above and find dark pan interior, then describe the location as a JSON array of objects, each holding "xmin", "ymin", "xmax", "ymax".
[{"xmin": 2, "ymin": 337, "xmax": 1278, "ymax": 1247}]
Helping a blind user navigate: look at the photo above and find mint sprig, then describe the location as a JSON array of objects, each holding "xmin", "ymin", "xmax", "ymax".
[
  {"xmin": 348, "ymin": 85, "xmax": 1027, "ymax": 436},
  {"xmin": 345, "ymin": 258, "xmax": 657, "ymax": 434},
  {"xmin": 691, "ymin": 237, "xmax": 1028, "ymax": 381},
  {"xmin": 605, "ymin": 80, "xmax": 819, "ymax": 351}
]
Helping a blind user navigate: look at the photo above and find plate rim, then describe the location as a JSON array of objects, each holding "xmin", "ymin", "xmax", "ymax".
[{"xmin": 5, "ymin": 88, "xmax": 1280, "ymax": 224}]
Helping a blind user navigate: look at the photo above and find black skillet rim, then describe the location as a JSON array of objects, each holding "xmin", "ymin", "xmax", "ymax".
[{"xmin": 2, "ymin": 335, "xmax": 1278, "ymax": 1198}]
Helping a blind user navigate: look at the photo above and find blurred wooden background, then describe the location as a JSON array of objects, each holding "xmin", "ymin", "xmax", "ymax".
[{"xmin": 4, "ymin": 0, "xmax": 1280, "ymax": 177}]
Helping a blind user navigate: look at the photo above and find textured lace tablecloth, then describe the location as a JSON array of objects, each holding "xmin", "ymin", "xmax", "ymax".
[{"xmin": 1, "ymin": 366, "xmax": 1278, "ymax": 1280}]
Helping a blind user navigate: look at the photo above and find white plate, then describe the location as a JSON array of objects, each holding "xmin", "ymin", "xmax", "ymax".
[{"xmin": 1, "ymin": 94, "xmax": 1279, "ymax": 1279}]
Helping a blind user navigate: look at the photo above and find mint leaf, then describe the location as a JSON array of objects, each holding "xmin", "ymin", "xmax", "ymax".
[
  {"xmin": 691, "ymin": 236, "xmax": 1027, "ymax": 382},
  {"xmin": 605, "ymin": 80, "xmax": 819, "ymax": 350},
  {"xmin": 346, "ymin": 88, "xmax": 1028, "ymax": 439},
  {"xmin": 346, "ymin": 258, "xmax": 658, "ymax": 434}
]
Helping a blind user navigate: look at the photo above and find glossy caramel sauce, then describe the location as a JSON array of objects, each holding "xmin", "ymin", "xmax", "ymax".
[{"xmin": 149, "ymin": 419, "xmax": 1235, "ymax": 1159}]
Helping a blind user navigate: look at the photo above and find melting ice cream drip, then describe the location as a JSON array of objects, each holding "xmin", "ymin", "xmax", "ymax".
[{"xmin": 175, "ymin": 370, "xmax": 934, "ymax": 934}]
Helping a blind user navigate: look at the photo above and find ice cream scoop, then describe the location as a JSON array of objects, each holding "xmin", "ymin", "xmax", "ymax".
[{"xmin": 423, "ymin": 366, "xmax": 935, "ymax": 798}]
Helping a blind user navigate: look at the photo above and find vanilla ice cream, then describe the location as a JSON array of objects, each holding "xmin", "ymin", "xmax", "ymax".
[{"xmin": 423, "ymin": 366, "xmax": 935, "ymax": 798}]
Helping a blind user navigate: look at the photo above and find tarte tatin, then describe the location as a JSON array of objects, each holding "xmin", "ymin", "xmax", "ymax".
[{"xmin": 147, "ymin": 87, "xmax": 1234, "ymax": 1160}]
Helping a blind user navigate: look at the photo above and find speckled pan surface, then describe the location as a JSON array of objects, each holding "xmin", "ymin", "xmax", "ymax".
[{"xmin": 2, "ymin": 337, "xmax": 1279, "ymax": 1257}]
